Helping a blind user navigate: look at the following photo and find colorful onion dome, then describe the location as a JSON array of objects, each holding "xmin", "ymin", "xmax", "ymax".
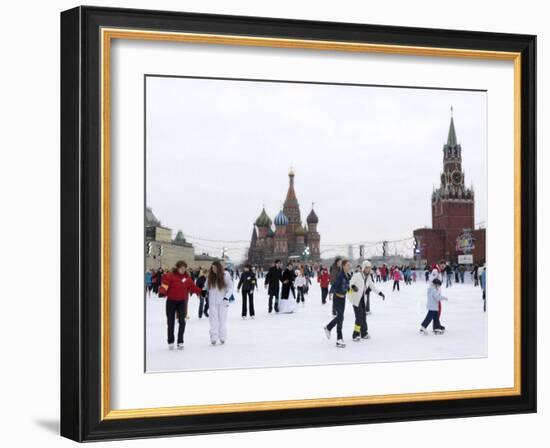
[
  {"xmin": 295, "ymin": 223, "xmax": 307, "ymax": 236},
  {"xmin": 274, "ymin": 210, "xmax": 289, "ymax": 226},
  {"xmin": 255, "ymin": 208, "xmax": 272, "ymax": 227}
]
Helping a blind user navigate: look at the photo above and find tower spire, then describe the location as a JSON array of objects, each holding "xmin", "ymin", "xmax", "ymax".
[
  {"xmin": 447, "ymin": 106, "xmax": 457, "ymax": 146},
  {"xmin": 284, "ymin": 168, "xmax": 298, "ymax": 206}
]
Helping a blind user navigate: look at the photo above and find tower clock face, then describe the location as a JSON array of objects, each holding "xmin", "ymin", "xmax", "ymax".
[{"xmin": 451, "ymin": 170, "xmax": 462, "ymax": 185}]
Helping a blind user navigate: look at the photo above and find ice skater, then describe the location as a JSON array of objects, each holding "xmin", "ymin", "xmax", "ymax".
[
  {"xmin": 196, "ymin": 269, "xmax": 209, "ymax": 318},
  {"xmin": 349, "ymin": 261, "xmax": 385, "ymax": 341},
  {"xmin": 392, "ymin": 268, "xmax": 402, "ymax": 291},
  {"xmin": 279, "ymin": 261, "xmax": 297, "ymax": 313},
  {"xmin": 145, "ymin": 269, "xmax": 153, "ymax": 298},
  {"xmin": 158, "ymin": 260, "xmax": 202, "ymax": 350},
  {"xmin": 205, "ymin": 261, "xmax": 233, "ymax": 345},
  {"xmin": 329, "ymin": 257, "xmax": 342, "ymax": 316},
  {"xmin": 237, "ymin": 263, "xmax": 257, "ymax": 319},
  {"xmin": 445, "ymin": 263, "xmax": 453, "ymax": 288},
  {"xmin": 472, "ymin": 264, "xmax": 480, "ymax": 286},
  {"xmin": 265, "ymin": 259, "xmax": 282, "ymax": 313},
  {"xmin": 323, "ymin": 259, "xmax": 352, "ymax": 348},
  {"xmin": 317, "ymin": 267, "xmax": 330, "ymax": 304},
  {"xmin": 479, "ymin": 264, "xmax": 487, "ymax": 312},
  {"xmin": 420, "ymin": 278, "xmax": 448, "ymax": 335},
  {"xmin": 430, "ymin": 260, "xmax": 446, "ymax": 319},
  {"xmin": 294, "ymin": 267, "xmax": 307, "ymax": 305},
  {"xmin": 281, "ymin": 262, "xmax": 295, "ymax": 299},
  {"xmin": 363, "ymin": 266, "xmax": 376, "ymax": 314}
]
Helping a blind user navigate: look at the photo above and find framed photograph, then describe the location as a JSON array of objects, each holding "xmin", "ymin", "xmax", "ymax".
[{"xmin": 60, "ymin": 6, "xmax": 537, "ymax": 441}]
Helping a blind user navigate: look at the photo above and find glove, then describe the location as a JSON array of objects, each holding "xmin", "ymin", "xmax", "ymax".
[
  {"xmin": 351, "ymin": 285, "xmax": 359, "ymax": 292},
  {"xmin": 158, "ymin": 292, "xmax": 165, "ymax": 298},
  {"xmin": 379, "ymin": 292, "xmax": 385, "ymax": 300}
]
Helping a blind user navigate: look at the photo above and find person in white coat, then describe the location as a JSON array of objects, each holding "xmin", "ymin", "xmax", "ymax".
[
  {"xmin": 205, "ymin": 261, "xmax": 233, "ymax": 345},
  {"xmin": 294, "ymin": 268, "xmax": 307, "ymax": 305},
  {"xmin": 347, "ymin": 260, "xmax": 386, "ymax": 341}
]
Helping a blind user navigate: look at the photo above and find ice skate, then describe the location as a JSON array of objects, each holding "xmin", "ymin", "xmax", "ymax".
[
  {"xmin": 168, "ymin": 343, "xmax": 175, "ymax": 350},
  {"xmin": 177, "ymin": 343, "xmax": 184, "ymax": 350},
  {"xmin": 352, "ymin": 336, "xmax": 361, "ymax": 342},
  {"xmin": 361, "ymin": 334, "xmax": 371, "ymax": 340},
  {"xmin": 434, "ymin": 327, "xmax": 446, "ymax": 335},
  {"xmin": 336, "ymin": 339, "xmax": 346, "ymax": 348},
  {"xmin": 419, "ymin": 327, "xmax": 429, "ymax": 335},
  {"xmin": 211, "ymin": 340, "xmax": 217, "ymax": 346},
  {"xmin": 220, "ymin": 340, "xmax": 225, "ymax": 345}
]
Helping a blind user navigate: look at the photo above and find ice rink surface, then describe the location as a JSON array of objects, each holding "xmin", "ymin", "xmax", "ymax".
[{"xmin": 146, "ymin": 274, "xmax": 487, "ymax": 373}]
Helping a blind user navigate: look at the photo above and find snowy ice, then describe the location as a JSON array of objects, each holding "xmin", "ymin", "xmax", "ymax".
[{"xmin": 145, "ymin": 274, "xmax": 487, "ymax": 373}]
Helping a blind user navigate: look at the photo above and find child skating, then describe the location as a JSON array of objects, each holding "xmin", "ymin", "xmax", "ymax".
[{"xmin": 420, "ymin": 278, "xmax": 448, "ymax": 335}]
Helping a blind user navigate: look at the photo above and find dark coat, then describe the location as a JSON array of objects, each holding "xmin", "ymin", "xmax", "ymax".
[
  {"xmin": 238, "ymin": 271, "xmax": 257, "ymax": 291},
  {"xmin": 329, "ymin": 270, "xmax": 351, "ymax": 297},
  {"xmin": 281, "ymin": 268, "xmax": 296, "ymax": 299},
  {"xmin": 265, "ymin": 266, "xmax": 282, "ymax": 296}
]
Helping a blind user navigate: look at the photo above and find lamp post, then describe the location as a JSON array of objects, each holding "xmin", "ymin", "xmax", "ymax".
[
  {"xmin": 303, "ymin": 246, "xmax": 310, "ymax": 264},
  {"xmin": 159, "ymin": 244, "xmax": 164, "ymax": 269}
]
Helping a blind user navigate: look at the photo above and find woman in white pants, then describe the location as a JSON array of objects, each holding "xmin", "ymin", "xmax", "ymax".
[{"xmin": 206, "ymin": 261, "xmax": 233, "ymax": 345}]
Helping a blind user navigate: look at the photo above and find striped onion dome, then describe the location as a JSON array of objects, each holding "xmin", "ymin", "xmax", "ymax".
[{"xmin": 274, "ymin": 210, "xmax": 289, "ymax": 226}]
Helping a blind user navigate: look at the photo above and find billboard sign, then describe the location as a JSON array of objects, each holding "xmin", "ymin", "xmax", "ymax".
[
  {"xmin": 458, "ymin": 254, "xmax": 474, "ymax": 264},
  {"xmin": 456, "ymin": 229, "xmax": 476, "ymax": 253}
]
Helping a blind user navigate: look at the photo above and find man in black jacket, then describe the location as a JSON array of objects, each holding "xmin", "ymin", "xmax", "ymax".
[
  {"xmin": 238, "ymin": 263, "xmax": 257, "ymax": 318},
  {"xmin": 265, "ymin": 259, "xmax": 282, "ymax": 313}
]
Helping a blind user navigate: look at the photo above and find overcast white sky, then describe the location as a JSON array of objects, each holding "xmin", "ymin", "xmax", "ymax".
[{"xmin": 146, "ymin": 76, "xmax": 487, "ymax": 261}]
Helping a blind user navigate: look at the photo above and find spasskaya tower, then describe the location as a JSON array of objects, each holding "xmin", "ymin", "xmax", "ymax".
[{"xmin": 414, "ymin": 108, "xmax": 485, "ymax": 265}]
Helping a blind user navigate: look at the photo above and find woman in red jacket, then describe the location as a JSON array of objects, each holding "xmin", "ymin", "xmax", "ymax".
[
  {"xmin": 159, "ymin": 260, "xmax": 202, "ymax": 350},
  {"xmin": 317, "ymin": 267, "xmax": 331, "ymax": 304}
]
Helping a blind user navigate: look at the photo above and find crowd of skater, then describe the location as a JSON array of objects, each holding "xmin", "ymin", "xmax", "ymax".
[{"xmin": 146, "ymin": 257, "xmax": 487, "ymax": 350}]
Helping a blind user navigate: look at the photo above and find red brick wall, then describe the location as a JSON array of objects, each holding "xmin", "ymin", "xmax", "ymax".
[
  {"xmin": 413, "ymin": 228, "xmax": 446, "ymax": 265},
  {"xmin": 472, "ymin": 229, "xmax": 486, "ymax": 265},
  {"xmin": 432, "ymin": 200, "xmax": 475, "ymax": 261},
  {"xmin": 433, "ymin": 201, "xmax": 474, "ymax": 233}
]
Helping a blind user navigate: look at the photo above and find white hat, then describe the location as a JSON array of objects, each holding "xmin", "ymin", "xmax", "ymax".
[{"xmin": 362, "ymin": 260, "xmax": 372, "ymax": 269}]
